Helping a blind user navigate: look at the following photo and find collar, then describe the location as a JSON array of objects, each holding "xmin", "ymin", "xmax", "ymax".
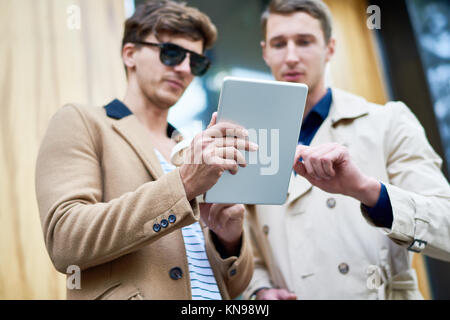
[
  {"xmin": 328, "ymin": 88, "xmax": 370, "ymax": 126},
  {"xmin": 308, "ymin": 87, "xmax": 332, "ymax": 121},
  {"xmin": 104, "ymin": 99, "xmax": 177, "ymax": 138}
]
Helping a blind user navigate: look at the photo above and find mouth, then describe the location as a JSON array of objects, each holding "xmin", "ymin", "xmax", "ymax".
[
  {"xmin": 165, "ymin": 79, "xmax": 185, "ymax": 91},
  {"xmin": 282, "ymin": 71, "xmax": 305, "ymax": 82}
]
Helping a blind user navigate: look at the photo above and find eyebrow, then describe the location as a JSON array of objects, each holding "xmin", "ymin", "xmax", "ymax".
[{"xmin": 269, "ymin": 33, "xmax": 317, "ymax": 43}]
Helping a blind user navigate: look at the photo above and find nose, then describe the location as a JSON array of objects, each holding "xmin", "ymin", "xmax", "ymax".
[
  {"xmin": 173, "ymin": 54, "xmax": 192, "ymax": 75},
  {"xmin": 285, "ymin": 41, "xmax": 299, "ymax": 67}
]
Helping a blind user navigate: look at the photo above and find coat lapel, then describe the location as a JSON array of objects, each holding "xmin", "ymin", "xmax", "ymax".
[
  {"xmin": 104, "ymin": 99, "xmax": 165, "ymax": 180},
  {"xmin": 328, "ymin": 88, "xmax": 370, "ymax": 126},
  {"xmin": 286, "ymin": 172, "xmax": 312, "ymax": 204},
  {"xmin": 112, "ymin": 116, "xmax": 164, "ymax": 179}
]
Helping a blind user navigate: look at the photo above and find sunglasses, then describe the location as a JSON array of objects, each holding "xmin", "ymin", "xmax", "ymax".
[{"xmin": 133, "ymin": 41, "xmax": 211, "ymax": 76}]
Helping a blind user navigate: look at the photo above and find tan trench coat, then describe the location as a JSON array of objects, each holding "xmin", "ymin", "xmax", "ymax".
[
  {"xmin": 243, "ymin": 88, "xmax": 450, "ymax": 300},
  {"xmin": 35, "ymin": 103, "xmax": 253, "ymax": 300}
]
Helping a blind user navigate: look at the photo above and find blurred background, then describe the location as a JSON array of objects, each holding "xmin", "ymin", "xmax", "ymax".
[{"xmin": 0, "ymin": 0, "xmax": 449, "ymax": 299}]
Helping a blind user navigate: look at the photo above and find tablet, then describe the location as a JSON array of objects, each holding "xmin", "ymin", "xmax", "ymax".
[{"xmin": 204, "ymin": 77, "xmax": 308, "ymax": 205}]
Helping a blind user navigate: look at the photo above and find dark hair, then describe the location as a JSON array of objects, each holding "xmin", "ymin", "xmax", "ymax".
[
  {"xmin": 122, "ymin": 0, "xmax": 217, "ymax": 51},
  {"xmin": 261, "ymin": 0, "xmax": 333, "ymax": 43}
]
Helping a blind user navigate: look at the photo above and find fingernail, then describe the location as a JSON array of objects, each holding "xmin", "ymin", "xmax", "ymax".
[{"xmin": 249, "ymin": 142, "xmax": 259, "ymax": 151}]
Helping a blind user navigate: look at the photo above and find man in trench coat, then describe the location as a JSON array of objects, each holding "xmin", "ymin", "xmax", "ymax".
[{"xmin": 243, "ymin": 0, "xmax": 450, "ymax": 300}]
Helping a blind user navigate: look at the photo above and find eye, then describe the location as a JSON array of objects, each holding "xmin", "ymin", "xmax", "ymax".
[
  {"xmin": 271, "ymin": 41, "xmax": 286, "ymax": 49},
  {"xmin": 297, "ymin": 39, "xmax": 311, "ymax": 46}
]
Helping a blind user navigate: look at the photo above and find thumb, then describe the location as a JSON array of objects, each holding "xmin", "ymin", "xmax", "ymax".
[
  {"xmin": 293, "ymin": 144, "xmax": 307, "ymax": 169},
  {"xmin": 293, "ymin": 160, "xmax": 307, "ymax": 177},
  {"xmin": 200, "ymin": 202, "xmax": 213, "ymax": 212},
  {"xmin": 278, "ymin": 289, "xmax": 297, "ymax": 300},
  {"xmin": 294, "ymin": 144, "xmax": 308, "ymax": 160},
  {"xmin": 207, "ymin": 112, "xmax": 217, "ymax": 129}
]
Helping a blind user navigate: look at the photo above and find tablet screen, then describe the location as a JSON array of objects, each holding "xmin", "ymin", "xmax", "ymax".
[{"xmin": 205, "ymin": 77, "xmax": 308, "ymax": 205}]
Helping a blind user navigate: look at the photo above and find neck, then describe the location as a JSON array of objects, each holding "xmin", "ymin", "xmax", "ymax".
[
  {"xmin": 303, "ymin": 78, "xmax": 328, "ymax": 120},
  {"xmin": 123, "ymin": 79, "xmax": 169, "ymax": 136}
]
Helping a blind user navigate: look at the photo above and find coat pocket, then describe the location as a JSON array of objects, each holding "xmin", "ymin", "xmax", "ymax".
[{"xmin": 94, "ymin": 282, "xmax": 144, "ymax": 300}]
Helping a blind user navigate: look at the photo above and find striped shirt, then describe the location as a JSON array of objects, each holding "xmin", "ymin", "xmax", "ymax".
[{"xmin": 154, "ymin": 149, "xmax": 222, "ymax": 300}]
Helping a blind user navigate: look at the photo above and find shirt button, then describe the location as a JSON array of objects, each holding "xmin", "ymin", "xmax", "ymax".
[
  {"xmin": 153, "ymin": 223, "xmax": 161, "ymax": 232},
  {"xmin": 168, "ymin": 214, "xmax": 176, "ymax": 223},
  {"xmin": 327, "ymin": 198, "xmax": 336, "ymax": 209},
  {"xmin": 161, "ymin": 219, "xmax": 169, "ymax": 228},
  {"xmin": 169, "ymin": 267, "xmax": 183, "ymax": 280},
  {"xmin": 262, "ymin": 225, "xmax": 269, "ymax": 235},
  {"xmin": 338, "ymin": 263, "xmax": 349, "ymax": 275}
]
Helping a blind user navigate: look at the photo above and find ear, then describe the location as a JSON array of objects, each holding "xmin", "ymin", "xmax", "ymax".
[
  {"xmin": 122, "ymin": 43, "xmax": 138, "ymax": 74},
  {"xmin": 325, "ymin": 37, "xmax": 336, "ymax": 63},
  {"xmin": 261, "ymin": 40, "xmax": 269, "ymax": 65}
]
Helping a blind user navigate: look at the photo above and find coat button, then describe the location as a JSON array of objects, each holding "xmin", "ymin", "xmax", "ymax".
[
  {"xmin": 161, "ymin": 219, "xmax": 169, "ymax": 228},
  {"xmin": 168, "ymin": 214, "xmax": 176, "ymax": 223},
  {"xmin": 338, "ymin": 263, "xmax": 349, "ymax": 274},
  {"xmin": 229, "ymin": 268, "xmax": 237, "ymax": 277},
  {"xmin": 327, "ymin": 198, "xmax": 336, "ymax": 209},
  {"xmin": 263, "ymin": 225, "xmax": 269, "ymax": 235},
  {"xmin": 153, "ymin": 223, "xmax": 161, "ymax": 232},
  {"xmin": 169, "ymin": 267, "xmax": 183, "ymax": 280}
]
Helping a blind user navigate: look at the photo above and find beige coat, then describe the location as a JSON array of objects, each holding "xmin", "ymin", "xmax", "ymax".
[
  {"xmin": 243, "ymin": 88, "xmax": 450, "ymax": 300},
  {"xmin": 35, "ymin": 103, "xmax": 253, "ymax": 300}
]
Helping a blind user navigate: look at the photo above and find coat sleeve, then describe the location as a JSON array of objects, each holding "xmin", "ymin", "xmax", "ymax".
[
  {"xmin": 241, "ymin": 206, "xmax": 274, "ymax": 300},
  {"xmin": 35, "ymin": 105, "xmax": 200, "ymax": 273},
  {"xmin": 361, "ymin": 101, "xmax": 450, "ymax": 261},
  {"xmin": 204, "ymin": 227, "xmax": 254, "ymax": 300}
]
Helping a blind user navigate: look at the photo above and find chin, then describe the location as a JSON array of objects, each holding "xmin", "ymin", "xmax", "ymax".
[{"xmin": 157, "ymin": 93, "xmax": 182, "ymax": 109}]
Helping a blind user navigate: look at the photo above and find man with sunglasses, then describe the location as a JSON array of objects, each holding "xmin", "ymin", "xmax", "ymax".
[{"xmin": 36, "ymin": 0, "xmax": 254, "ymax": 300}]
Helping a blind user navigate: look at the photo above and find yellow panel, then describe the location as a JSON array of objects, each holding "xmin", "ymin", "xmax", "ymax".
[
  {"xmin": 0, "ymin": 0, "xmax": 126, "ymax": 299},
  {"xmin": 324, "ymin": 0, "xmax": 387, "ymax": 105},
  {"xmin": 412, "ymin": 253, "xmax": 432, "ymax": 300}
]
